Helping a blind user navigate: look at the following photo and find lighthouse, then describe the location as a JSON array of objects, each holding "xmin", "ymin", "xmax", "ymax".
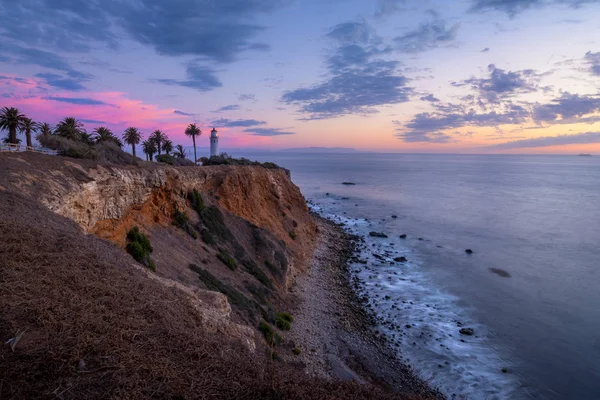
[{"xmin": 210, "ymin": 127, "xmax": 219, "ymax": 157}]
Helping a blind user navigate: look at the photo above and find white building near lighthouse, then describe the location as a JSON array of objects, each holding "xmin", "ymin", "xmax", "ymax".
[{"xmin": 210, "ymin": 127, "xmax": 219, "ymax": 157}]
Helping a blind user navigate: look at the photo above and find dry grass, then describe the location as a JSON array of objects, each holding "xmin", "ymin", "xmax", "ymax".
[{"xmin": 0, "ymin": 190, "xmax": 430, "ymax": 400}]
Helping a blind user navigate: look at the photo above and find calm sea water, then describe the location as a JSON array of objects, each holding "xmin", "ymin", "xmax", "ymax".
[{"xmin": 240, "ymin": 152, "xmax": 600, "ymax": 399}]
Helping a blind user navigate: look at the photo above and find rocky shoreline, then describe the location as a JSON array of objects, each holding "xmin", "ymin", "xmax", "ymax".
[{"xmin": 285, "ymin": 214, "xmax": 443, "ymax": 399}]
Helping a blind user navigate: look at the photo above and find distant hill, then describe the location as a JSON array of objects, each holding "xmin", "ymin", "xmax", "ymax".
[{"xmin": 279, "ymin": 147, "xmax": 360, "ymax": 153}]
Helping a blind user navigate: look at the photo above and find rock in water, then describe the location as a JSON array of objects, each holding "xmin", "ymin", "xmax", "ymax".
[
  {"xmin": 342, "ymin": 182, "xmax": 356, "ymax": 185},
  {"xmin": 399, "ymin": 234, "xmax": 407, "ymax": 239},
  {"xmin": 391, "ymin": 215, "xmax": 398, "ymax": 219},
  {"xmin": 459, "ymin": 328, "xmax": 474, "ymax": 336},
  {"xmin": 369, "ymin": 232, "xmax": 388, "ymax": 238},
  {"xmin": 465, "ymin": 249, "xmax": 474, "ymax": 254},
  {"xmin": 394, "ymin": 257, "xmax": 407, "ymax": 263}
]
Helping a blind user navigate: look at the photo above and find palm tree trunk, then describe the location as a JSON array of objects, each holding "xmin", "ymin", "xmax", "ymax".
[
  {"xmin": 193, "ymin": 136, "xmax": 197, "ymax": 165},
  {"xmin": 131, "ymin": 144, "xmax": 136, "ymax": 158},
  {"xmin": 9, "ymin": 126, "xmax": 17, "ymax": 144},
  {"xmin": 26, "ymin": 128, "xmax": 32, "ymax": 147}
]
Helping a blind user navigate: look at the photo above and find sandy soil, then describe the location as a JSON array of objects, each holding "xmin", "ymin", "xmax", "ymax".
[{"xmin": 286, "ymin": 215, "xmax": 443, "ymax": 399}]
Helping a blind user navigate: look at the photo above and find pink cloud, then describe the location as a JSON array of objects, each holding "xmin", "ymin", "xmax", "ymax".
[{"xmin": 0, "ymin": 73, "xmax": 275, "ymax": 149}]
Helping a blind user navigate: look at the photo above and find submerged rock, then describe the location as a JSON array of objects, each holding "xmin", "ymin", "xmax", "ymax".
[
  {"xmin": 369, "ymin": 231, "xmax": 388, "ymax": 238},
  {"xmin": 459, "ymin": 327, "xmax": 474, "ymax": 336}
]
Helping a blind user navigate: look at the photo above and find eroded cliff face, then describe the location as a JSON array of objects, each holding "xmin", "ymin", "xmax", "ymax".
[{"xmin": 0, "ymin": 152, "xmax": 318, "ymax": 351}]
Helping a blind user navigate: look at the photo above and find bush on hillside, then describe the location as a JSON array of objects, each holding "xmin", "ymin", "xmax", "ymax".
[
  {"xmin": 126, "ymin": 226, "xmax": 155, "ymax": 270},
  {"xmin": 188, "ymin": 189, "xmax": 205, "ymax": 214},
  {"xmin": 156, "ymin": 154, "xmax": 195, "ymax": 166},
  {"xmin": 199, "ymin": 153, "xmax": 280, "ymax": 169}
]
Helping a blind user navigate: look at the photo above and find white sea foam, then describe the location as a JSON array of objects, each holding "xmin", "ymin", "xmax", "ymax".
[{"xmin": 311, "ymin": 203, "xmax": 528, "ymax": 400}]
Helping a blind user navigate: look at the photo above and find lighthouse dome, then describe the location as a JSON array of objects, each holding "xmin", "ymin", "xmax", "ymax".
[{"xmin": 210, "ymin": 127, "xmax": 218, "ymax": 138}]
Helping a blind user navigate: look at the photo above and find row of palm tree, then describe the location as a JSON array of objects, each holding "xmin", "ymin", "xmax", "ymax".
[{"xmin": 0, "ymin": 107, "xmax": 203, "ymax": 164}]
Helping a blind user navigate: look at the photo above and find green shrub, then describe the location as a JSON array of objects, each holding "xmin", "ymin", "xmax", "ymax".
[
  {"xmin": 126, "ymin": 227, "xmax": 154, "ymax": 270},
  {"xmin": 258, "ymin": 321, "xmax": 281, "ymax": 346},
  {"xmin": 292, "ymin": 220, "xmax": 298, "ymax": 228},
  {"xmin": 267, "ymin": 349, "xmax": 279, "ymax": 360},
  {"xmin": 172, "ymin": 209, "xmax": 198, "ymax": 239},
  {"xmin": 247, "ymin": 284, "xmax": 270, "ymax": 304},
  {"xmin": 289, "ymin": 231, "xmax": 297, "ymax": 240},
  {"xmin": 243, "ymin": 259, "xmax": 273, "ymax": 289},
  {"xmin": 264, "ymin": 261, "xmax": 281, "ymax": 278},
  {"xmin": 201, "ymin": 206, "xmax": 234, "ymax": 242},
  {"xmin": 189, "ymin": 264, "xmax": 255, "ymax": 317},
  {"xmin": 200, "ymin": 229, "xmax": 215, "ymax": 245},
  {"xmin": 200, "ymin": 154, "xmax": 281, "ymax": 169},
  {"xmin": 293, "ymin": 348, "xmax": 301, "ymax": 356},
  {"xmin": 188, "ymin": 189, "xmax": 205, "ymax": 214},
  {"xmin": 217, "ymin": 251, "xmax": 237, "ymax": 271},
  {"xmin": 275, "ymin": 312, "xmax": 293, "ymax": 331}
]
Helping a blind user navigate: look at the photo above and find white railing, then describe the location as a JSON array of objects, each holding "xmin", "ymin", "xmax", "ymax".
[{"xmin": 0, "ymin": 143, "xmax": 59, "ymax": 156}]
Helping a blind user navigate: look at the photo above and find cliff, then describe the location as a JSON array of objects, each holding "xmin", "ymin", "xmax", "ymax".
[{"xmin": 0, "ymin": 152, "xmax": 425, "ymax": 400}]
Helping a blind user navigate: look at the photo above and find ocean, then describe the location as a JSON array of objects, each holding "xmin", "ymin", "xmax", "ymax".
[{"xmin": 239, "ymin": 152, "xmax": 600, "ymax": 399}]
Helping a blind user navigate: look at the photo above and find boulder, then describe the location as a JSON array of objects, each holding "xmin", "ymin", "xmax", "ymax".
[
  {"xmin": 369, "ymin": 231, "xmax": 388, "ymax": 238},
  {"xmin": 394, "ymin": 257, "xmax": 407, "ymax": 263},
  {"xmin": 459, "ymin": 328, "xmax": 474, "ymax": 336}
]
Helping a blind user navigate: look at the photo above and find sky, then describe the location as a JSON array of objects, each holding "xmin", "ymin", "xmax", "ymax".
[{"xmin": 1, "ymin": 0, "xmax": 600, "ymax": 154}]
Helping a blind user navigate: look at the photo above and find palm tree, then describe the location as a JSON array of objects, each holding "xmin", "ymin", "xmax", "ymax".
[
  {"xmin": 39, "ymin": 123, "xmax": 52, "ymax": 136},
  {"xmin": 123, "ymin": 127, "xmax": 142, "ymax": 159},
  {"xmin": 0, "ymin": 107, "xmax": 27, "ymax": 144},
  {"xmin": 21, "ymin": 118, "xmax": 39, "ymax": 148},
  {"xmin": 93, "ymin": 126, "xmax": 122, "ymax": 147},
  {"xmin": 149, "ymin": 130, "xmax": 167, "ymax": 155},
  {"xmin": 173, "ymin": 144, "xmax": 187, "ymax": 159},
  {"xmin": 162, "ymin": 139, "xmax": 173, "ymax": 155},
  {"xmin": 185, "ymin": 123, "xmax": 201, "ymax": 165},
  {"xmin": 55, "ymin": 117, "xmax": 86, "ymax": 141},
  {"xmin": 142, "ymin": 139, "xmax": 157, "ymax": 161}
]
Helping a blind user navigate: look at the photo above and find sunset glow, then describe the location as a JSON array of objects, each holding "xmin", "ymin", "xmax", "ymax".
[{"xmin": 1, "ymin": 0, "xmax": 599, "ymax": 153}]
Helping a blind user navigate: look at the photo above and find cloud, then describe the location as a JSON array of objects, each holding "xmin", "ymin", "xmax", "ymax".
[
  {"xmin": 244, "ymin": 127, "xmax": 295, "ymax": 136},
  {"xmin": 282, "ymin": 21, "xmax": 411, "ymax": 119},
  {"xmin": 0, "ymin": 42, "xmax": 91, "ymax": 80},
  {"xmin": 43, "ymin": 96, "xmax": 111, "ymax": 106},
  {"xmin": 213, "ymin": 118, "xmax": 266, "ymax": 127},
  {"xmin": 374, "ymin": 0, "xmax": 406, "ymax": 18},
  {"xmin": 393, "ymin": 20, "xmax": 459, "ymax": 53},
  {"xmin": 238, "ymin": 93, "xmax": 257, "ymax": 102},
  {"xmin": 155, "ymin": 62, "xmax": 222, "ymax": 92},
  {"xmin": 533, "ymin": 92, "xmax": 600, "ymax": 122},
  {"xmin": 397, "ymin": 103, "xmax": 530, "ymax": 142},
  {"xmin": 456, "ymin": 64, "xmax": 541, "ymax": 103},
  {"xmin": 80, "ymin": 119, "xmax": 107, "ymax": 124},
  {"xmin": 469, "ymin": 0, "xmax": 600, "ymax": 16},
  {"xmin": 173, "ymin": 110, "xmax": 194, "ymax": 116},
  {"xmin": 420, "ymin": 94, "xmax": 440, "ymax": 102},
  {"xmin": 213, "ymin": 105, "xmax": 241, "ymax": 113},
  {"xmin": 485, "ymin": 131, "xmax": 600, "ymax": 149},
  {"xmin": 584, "ymin": 51, "xmax": 600, "ymax": 76},
  {"xmin": 0, "ymin": 0, "xmax": 287, "ymax": 63},
  {"xmin": 34, "ymin": 73, "xmax": 86, "ymax": 91},
  {"xmin": 481, "ymin": 47, "xmax": 490, "ymax": 52}
]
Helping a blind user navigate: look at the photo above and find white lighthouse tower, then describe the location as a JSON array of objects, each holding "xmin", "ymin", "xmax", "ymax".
[{"xmin": 210, "ymin": 127, "xmax": 219, "ymax": 157}]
